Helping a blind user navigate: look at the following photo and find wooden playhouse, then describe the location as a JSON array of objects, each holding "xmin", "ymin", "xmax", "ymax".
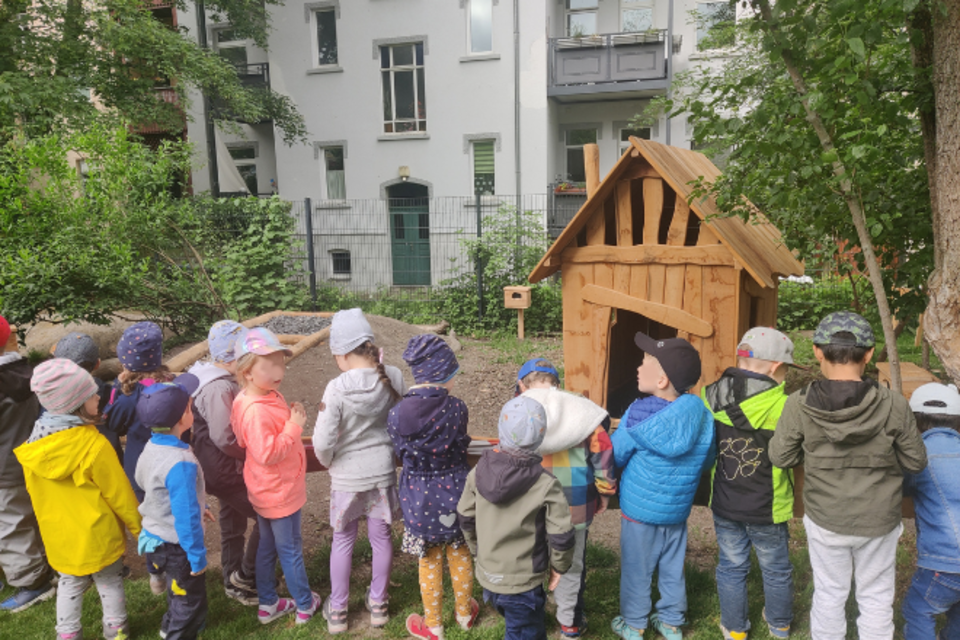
[{"xmin": 529, "ymin": 139, "xmax": 804, "ymax": 418}]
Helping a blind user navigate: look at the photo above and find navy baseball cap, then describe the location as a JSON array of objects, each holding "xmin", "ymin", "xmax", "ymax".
[
  {"xmin": 634, "ymin": 332, "xmax": 702, "ymax": 393},
  {"xmin": 137, "ymin": 373, "xmax": 200, "ymax": 430}
]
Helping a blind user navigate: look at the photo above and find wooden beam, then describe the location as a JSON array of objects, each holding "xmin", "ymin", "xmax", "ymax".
[
  {"xmin": 665, "ymin": 199, "xmax": 691, "ymax": 246},
  {"xmin": 561, "ymin": 244, "xmax": 736, "ymax": 266},
  {"xmin": 585, "ymin": 143, "xmax": 601, "ymax": 198},
  {"xmin": 586, "ymin": 205, "xmax": 605, "ymax": 245},
  {"xmin": 621, "ymin": 164, "xmax": 660, "ymax": 180},
  {"xmin": 589, "ymin": 305, "xmax": 613, "ymax": 408},
  {"xmin": 643, "ymin": 179, "xmax": 664, "ymax": 245},
  {"xmin": 616, "ymin": 181, "xmax": 633, "ymax": 246},
  {"xmin": 581, "ymin": 284, "xmax": 715, "ymax": 338},
  {"xmin": 697, "ymin": 224, "xmax": 719, "ymax": 245}
]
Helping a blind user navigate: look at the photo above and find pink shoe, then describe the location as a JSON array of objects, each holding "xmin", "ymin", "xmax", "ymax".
[
  {"xmin": 258, "ymin": 597, "xmax": 296, "ymax": 624},
  {"xmin": 296, "ymin": 592, "xmax": 322, "ymax": 625},
  {"xmin": 456, "ymin": 598, "xmax": 480, "ymax": 630},
  {"xmin": 406, "ymin": 613, "xmax": 445, "ymax": 640}
]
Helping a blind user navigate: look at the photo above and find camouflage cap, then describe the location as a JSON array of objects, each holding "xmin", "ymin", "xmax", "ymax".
[{"xmin": 813, "ymin": 311, "xmax": 875, "ymax": 348}]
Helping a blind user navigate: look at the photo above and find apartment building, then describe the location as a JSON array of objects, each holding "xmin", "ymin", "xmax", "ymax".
[{"xmin": 178, "ymin": 0, "xmax": 731, "ymax": 287}]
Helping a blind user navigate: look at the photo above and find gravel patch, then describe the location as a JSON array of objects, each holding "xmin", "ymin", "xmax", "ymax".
[{"xmin": 257, "ymin": 314, "xmax": 331, "ymax": 336}]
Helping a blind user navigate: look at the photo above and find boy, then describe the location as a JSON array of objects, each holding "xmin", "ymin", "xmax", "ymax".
[
  {"xmin": 769, "ymin": 311, "xmax": 927, "ymax": 640},
  {"xmin": 0, "ymin": 315, "xmax": 54, "ymax": 612},
  {"xmin": 187, "ymin": 320, "xmax": 259, "ymax": 606},
  {"xmin": 610, "ymin": 333, "xmax": 715, "ymax": 640},
  {"xmin": 135, "ymin": 373, "xmax": 213, "ymax": 640},
  {"xmin": 901, "ymin": 383, "xmax": 960, "ymax": 640},
  {"xmin": 702, "ymin": 328, "xmax": 797, "ymax": 640},
  {"xmin": 516, "ymin": 358, "xmax": 616, "ymax": 638},
  {"xmin": 458, "ymin": 395, "xmax": 575, "ymax": 640}
]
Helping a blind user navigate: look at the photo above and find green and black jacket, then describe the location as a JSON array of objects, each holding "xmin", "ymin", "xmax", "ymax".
[{"xmin": 702, "ymin": 368, "xmax": 794, "ymax": 525}]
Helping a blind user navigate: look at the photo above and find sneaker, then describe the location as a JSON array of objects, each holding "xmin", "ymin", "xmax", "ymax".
[
  {"xmin": 57, "ymin": 633, "xmax": 83, "ymax": 640},
  {"xmin": 323, "ymin": 598, "xmax": 348, "ymax": 634},
  {"xmin": 258, "ymin": 597, "xmax": 296, "ymax": 625},
  {"xmin": 651, "ymin": 614, "xmax": 683, "ymax": 640},
  {"xmin": 611, "ymin": 616, "xmax": 644, "ymax": 640},
  {"xmin": 225, "ymin": 584, "xmax": 259, "ymax": 606},
  {"xmin": 104, "ymin": 622, "xmax": 129, "ymax": 640},
  {"xmin": 296, "ymin": 592, "xmax": 322, "ymax": 625},
  {"xmin": 229, "ymin": 570, "xmax": 257, "ymax": 593},
  {"xmin": 406, "ymin": 613, "xmax": 445, "ymax": 640},
  {"xmin": 456, "ymin": 598, "xmax": 480, "ymax": 631},
  {"xmin": 159, "ymin": 632, "xmax": 167, "ymax": 640},
  {"xmin": 720, "ymin": 624, "xmax": 748, "ymax": 640},
  {"xmin": 0, "ymin": 582, "xmax": 56, "ymax": 613},
  {"xmin": 366, "ymin": 587, "xmax": 389, "ymax": 628},
  {"xmin": 762, "ymin": 608, "xmax": 790, "ymax": 639},
  {"xmin": 561, "ymin": 619, "xmax": 588, "ymax": 638},
  {"xmin": 149, "ymin": 573, "xmax": 166, "ymax": 596}
]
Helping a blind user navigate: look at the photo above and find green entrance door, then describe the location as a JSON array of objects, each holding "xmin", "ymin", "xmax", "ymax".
[{"xmin": 387, "ymin": 185, "xmax": 431, "ymax": 286}]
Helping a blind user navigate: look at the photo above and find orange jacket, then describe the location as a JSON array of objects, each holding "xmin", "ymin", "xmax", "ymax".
[{"xmin": 231, "ymin": 390, "xmax": 306, "ymax": 519}]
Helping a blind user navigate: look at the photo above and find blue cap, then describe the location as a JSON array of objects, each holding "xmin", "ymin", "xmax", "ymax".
[
  {"xmin": 137, "ymin": 373, "xmax": 200, "ymax": 430},
  {"xmin": 517, "ymin": 358, "xmax": 559, "ymax": 382}
]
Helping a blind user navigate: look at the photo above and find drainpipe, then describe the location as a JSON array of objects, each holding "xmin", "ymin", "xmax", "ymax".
[
  {"xmin": 196, "ymin": 0, "xmax": 220, "ymax": 197},
  {"xmin": 665, "ymin": 0, "xmax": 674, "ymax": 146},
  {"xmin": 513, "ymin": 0, "xmax": 522, "ymax": 252}
]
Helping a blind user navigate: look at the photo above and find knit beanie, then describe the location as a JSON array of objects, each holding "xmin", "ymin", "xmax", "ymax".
[
  {"xmin": 208, "ymin": 320, "xmax": 246, "ymax": 363},
  {"xmin": 497, "ymin": 396, "xmax": 547, "ymax": 457},
  {"xmin": 31, "ymin": 358, "xmax": 99, "ymax": 414},
  {"xmin": 54, "ymin": 332, "xmax": 100, "ymax": 369},
  {"xmin": 117, "ymin": 321, "xmax": 164, "ymax": 372},
  {"xmin": 403, "ymin": 334, "xmax": 459, "ymax": 384},
  {"xmin": 329, "ymin": 308, "xmax": 374, "ymax": 356},
  {"xmin": 0, "ymin": 316, "xmax": 10, "ymax": 352}
]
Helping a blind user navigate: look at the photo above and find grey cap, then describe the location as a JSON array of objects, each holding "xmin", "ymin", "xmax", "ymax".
[
  {"xmin": 737, "ymin": 327, "xmax": 795, "ymax": 364},
  {"xmin": 497, "ymin": 396, "xmax": 547, "ymax": 456},
  {"xmin": 813, "ymin": 311, "xmax": 875, "ymax": 348},
  {"xmin": 53, "ymin": 332, "xmax": 100, "ymax": 368},
  {"xmin": 329, "ymin": 308, "xmax": 375, "ymax": 356}
]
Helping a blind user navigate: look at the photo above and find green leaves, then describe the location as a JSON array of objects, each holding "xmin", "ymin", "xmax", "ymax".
[{"xmin": 847, "ymin": 36, "xmax": 866, "ymax": 57}]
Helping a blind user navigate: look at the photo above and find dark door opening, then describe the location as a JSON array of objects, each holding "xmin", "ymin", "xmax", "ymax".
[
  {"xmin": 387, "ymin": 183, "xmax": 431, "ymax": 286},
  {"xmin": 605, "ymin": 308, "xmax": 678, "ymax": 419}
]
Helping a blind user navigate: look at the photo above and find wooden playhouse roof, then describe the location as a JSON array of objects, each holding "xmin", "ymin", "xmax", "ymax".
[{"xmin": 529, "ymin": 139, "xmax": 804, "ymax": 287}]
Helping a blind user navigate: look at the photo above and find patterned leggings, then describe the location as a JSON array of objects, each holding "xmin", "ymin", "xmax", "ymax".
[{"xmin": 419, "ymin": 544, "xmax": 474, "ymax": 628}]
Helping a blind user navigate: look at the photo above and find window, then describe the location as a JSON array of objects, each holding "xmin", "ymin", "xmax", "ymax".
[
  {"xmin": 228, "ymin": 145, "xmax": 257, "ymax": 194},
  {"xmin": 469, "ymin": 0, "xmax": 493, "ymax": 53},
  {"xmin": 315, "ymin": 10, "xmax": 338, "ymax": 66},
  {"xmin": 381, "ymin": 43, "xmax": 426, "ymax": 133},
  {"xmin": 472, "ymin": 140, "xmax": 495, "ymax": 195},
  {"xmin": 564, "ymin": 128, "xmax": 597, "ymax": 183},
  {"xmin": 323, "ymin": 146, "xmax": 346, "ymax": 199},
  {"xmin": 215, "ymin": 28, "xmax": 248, "ymax": 68},
  {"xmin": 618, "ymin": 126, "xmax": 651, "ymax": 159},
  {"xmin": 697, "ymin": 2, "xmax": 735, "ymax": 50},
  {"xmin": 566, "ymin": 0, "xmax": 598, "ymax": 37},
  {"xmin": 622, "ymin": 0, "xmax": 654, "ymax": 32},
  {"xmin": 331, "ymin": 250, "xmax": 351, "ymax": 276}
]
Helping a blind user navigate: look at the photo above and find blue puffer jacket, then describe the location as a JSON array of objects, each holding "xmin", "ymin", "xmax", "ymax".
[
  {"xmin": 905, "ymin": 427, "xmax": 960, "ymax": 573},
  {"xmin": 612, "ymin": 394, "xmax": 716, "ymax": 525}
]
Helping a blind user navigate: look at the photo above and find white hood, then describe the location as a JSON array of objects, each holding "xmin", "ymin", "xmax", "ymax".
[
  {"xmin": 187, "ymin": 360, "xmax": 233, "ymax": 397},
  {"xmin": 523, "ymin": 387, "xmax": 609, "ymax": 456}
]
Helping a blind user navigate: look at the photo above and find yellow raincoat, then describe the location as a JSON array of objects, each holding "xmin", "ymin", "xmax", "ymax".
[{"xmin": 14, "ymin": 424, "xmax": 141, "ymax": 576}]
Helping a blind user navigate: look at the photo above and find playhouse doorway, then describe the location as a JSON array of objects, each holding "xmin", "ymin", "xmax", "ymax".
[{"xmin": 605, "ymin": 308, "xmax": 678, "ymax": 419}]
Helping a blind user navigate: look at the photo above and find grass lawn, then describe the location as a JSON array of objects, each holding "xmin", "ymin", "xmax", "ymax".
[{"xmin": 0, "ymin": 520, "xmax": 921, "ymax": 640}]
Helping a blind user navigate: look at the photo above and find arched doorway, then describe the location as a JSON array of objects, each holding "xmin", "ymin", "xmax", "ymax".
[{"xmin": 386, "ymin": 182, "xmax": 431, "ymax": 286}]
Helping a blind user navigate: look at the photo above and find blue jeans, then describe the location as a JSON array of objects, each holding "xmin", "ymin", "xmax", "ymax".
[
  {"xmin": 903, "ymin": 567, "xmax": 960, "ymax": 640},
  {"xmin": 256, "ymin": 510, "xmax": 312, "ymax": 611},
  {"xmin": 713, "ymin": 515, "xmax": 793, "ymax": 632},
  {"xmin": 620, "ymin": 518, "xmax": 687, "ymax": 629},
  {"xmin": 484, "ymin": 586, "xmax": 547, "ymax": 640}
]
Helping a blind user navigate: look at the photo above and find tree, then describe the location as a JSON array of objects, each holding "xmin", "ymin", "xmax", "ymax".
[
  {"xmin": 651, "ymin": 0, "xmax": 934, "ymax": 391},
  {"xmin": 0, "ymin": 0, "xmax": 306, "ymax": 144}
]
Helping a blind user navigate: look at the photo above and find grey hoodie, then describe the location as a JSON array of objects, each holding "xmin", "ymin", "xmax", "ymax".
[
  {"xmin": 312, "ymin": 366, "xmax": 407, "ymax": 492},
  {"xmin": 769, "ymin": 379, "xmax": 927, "ymax": 536}
]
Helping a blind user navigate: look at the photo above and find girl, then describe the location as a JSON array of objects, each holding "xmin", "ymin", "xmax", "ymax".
[
  {"xmin": 103, "ymin": 321, "xmax": 174, "ymax": 501},
  {"xmin": 15, "ymin": 359, "xmax": 142, "ymax": 640},
  {"xmin": 231, "ymin": 327, "xmax": 321, "ymax": 625},
  {"xmin": 312, "ymin": 308, "xmax": 406, "ymax": 635},
  {"xmin": 388, "ymin": 335, "xmax": 479, "ymax": 640}
]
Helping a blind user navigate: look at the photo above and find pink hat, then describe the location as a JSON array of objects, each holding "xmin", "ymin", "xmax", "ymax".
[
  {"xmin": 234, "ymin": 327, "xmax": 292, "ymax": 359},
  {"xmin": 31, "ymin": 359, "xmax": 98, "ymax": 414}
]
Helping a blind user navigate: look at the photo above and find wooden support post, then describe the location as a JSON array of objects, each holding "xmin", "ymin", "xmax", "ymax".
[
  {"xmin": 643, "ymin": 179, "xmax": 664, "ymax": 245},
  {"xmin": 584, "ymin": 143, "xmax": 600, "ymax": 198},
  {"xmin": 518, "ymin": 308, "xmax": 525, "ymax": 340}
]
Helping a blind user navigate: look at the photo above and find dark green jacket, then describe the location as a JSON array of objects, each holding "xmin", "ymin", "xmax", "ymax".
[
  {"xmin": 769, "ymin": 378, "xmax": 927, "ymax": 537},
  {"xmin": 702, "ymin": 368, "xmax": 794, "ymax": 525}
]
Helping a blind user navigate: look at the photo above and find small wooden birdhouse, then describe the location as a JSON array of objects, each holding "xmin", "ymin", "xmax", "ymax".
[{"xmin": 529, "ymin": 139, "xmax": 803, "ymax": 418}]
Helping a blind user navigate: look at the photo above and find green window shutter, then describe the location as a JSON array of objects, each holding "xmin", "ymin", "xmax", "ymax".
[{"xmin": 473, "ymin": 140, "xmax": 495, "ymax": 195}]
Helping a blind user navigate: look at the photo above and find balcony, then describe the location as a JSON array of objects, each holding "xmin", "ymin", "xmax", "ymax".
[
  {"xmin": 133, "ymin": 86, "xmax": 186, "ymax": 135},
  {"xmin": 548, "ymin": 30, "xmax": 680, "ymax": 102}
]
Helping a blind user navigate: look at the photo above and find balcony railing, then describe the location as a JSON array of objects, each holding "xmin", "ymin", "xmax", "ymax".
[
  {"xmin": 548, "ymin": 30, "xmax": 680, "ymax": 99},
  {"xmin": 236, "ymin": 63, "xmax": 270, "ymax": 89},
  {"xmin": 133, "ymin": 86, "xmax": 185, "ymax": 135}
]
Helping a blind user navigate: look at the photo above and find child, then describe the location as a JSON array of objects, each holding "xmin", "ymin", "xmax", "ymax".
[
  {"xmin": 187, "ymin": 320, "xmax": 259, "ymax": 606},
  {"xmin": 15, "ymin": 359, "xmax": 141, "ymax": 639},
  {"xmin": 610, "ymin": 333, "xmax": 715, "ymax": 640},
  {"xmin": 901, "ymin": 383, "xmax": 960, "ymax": 639},
  {"xmin": 516, "ymin": 357, "xmax": 615, "ymax": 638},
  {"xmin": 135, "ymin": 372, "xmax": 211, "ymax": 640},
  {"xmin": 104, "ymin": 321, "xmax": 173, "ymax": 500},
  {"xmin": 0, "ymin": 315, "xmax": 54, "ymax": 613},
  {"xmin": 53, "ymin": 332, "xmax": 117, "ymax": 458},
  {"xmin": 769, "ymin": 311, "xmax": 927, "ymax": 640},
  {"xmin": 388, "ymin": 334, "xmax": 478, "ymax": 640},
  {"xmin": 231, "ymin": 327, "xmax": 320, "ymax": 625},
  {"xmin": 701, "ymin": 328, "xmax": 797, "ymax": 640},
  {"xmin": 457, "ymin": 395, "xmax": 575, "ymax": 640},
  {"xmin": 312, "ymin": 308, "xmax": 406, "ymax": 634}
]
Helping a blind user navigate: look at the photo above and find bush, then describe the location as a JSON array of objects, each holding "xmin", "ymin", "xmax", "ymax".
[{"xmin": 777, "ymin": 275, "xmax": 880, "ymax": 332}]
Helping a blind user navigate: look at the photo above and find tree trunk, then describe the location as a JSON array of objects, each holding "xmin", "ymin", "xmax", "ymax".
[
  {"xmin": 754, "ymin": 0, "xmax": 903, "ymax": 392},
  {"xmin": 925, "ymin": 0, "xmax": 960, "ymax": 386}
]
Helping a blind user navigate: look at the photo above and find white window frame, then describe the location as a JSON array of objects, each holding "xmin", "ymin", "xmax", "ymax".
[
  {"xmin": 322, "ymin": 145, "xmax": 346, "ymax": 200},
  {"xmin": 467, "ymin": 0, "xmax": 494, "ymax": 54},
  {"xmin": 617, "ymin": 124, "xmax": 652, "ymax": 159},
  {"xmin": 563, "ymin": 127, "xmax": 599, "ymax": 183},
  {"xmin": 696, "ymin": 1, "xmax": 736, "ymax": 50},
  {"xmin": 227, "ymin": 143, "xmax": 258, "ymax": 195},
  {"xmin": 621, "ymin": 0, "xmax": 655, "ymax": 32},
  {"xmin": 212, "ymin": 27, "xmax": 248, "ymax": 70},
  {"xmin": 311, "ymin": 8, "xmax": 339, "ymax": 68},
  {"xmin": 380, "ymin": 43, "xmax": 427, "ymax": 134},
  {"xmin": 566, "ymin": 0, "xmax": 599, "ymax": 37}
]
